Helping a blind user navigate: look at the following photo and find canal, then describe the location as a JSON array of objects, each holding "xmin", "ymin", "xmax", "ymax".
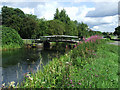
[{"xmin": 2, "ymin": 43, "xmax": 70, "ymax": 86}]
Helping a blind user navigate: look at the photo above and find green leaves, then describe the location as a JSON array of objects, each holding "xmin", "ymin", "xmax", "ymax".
[
  {"xmin": 2, "ymin": 26, "xmax": 23, "ymax": 49},
  {"xmin": 114, "ymin": 26, "xmax": 120, "ymax": 36}
]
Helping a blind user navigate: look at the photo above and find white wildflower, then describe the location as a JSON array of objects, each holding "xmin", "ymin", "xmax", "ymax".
[
  {"xmin": 29, "ymin": 76, "xmax": 33, "ymax": 81},
  {"xmin": 65, "ymin": 62, "xmax": 69, "ymax": 64},
  {"xmin": 2, "ymin": 83, "xmax": 5, "ymax": 87},
  {"xmin": 9, "ymin": 81, "xmax": 15, "ymax": 87},
  {"xmin": 42, "ymin": 82, "xmax": 45, "ymax": 84}
]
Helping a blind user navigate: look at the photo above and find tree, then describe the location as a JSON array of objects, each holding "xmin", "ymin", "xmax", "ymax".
[
  {"xmin": 65, "ymin": 21, "xmax": 78, "ymax": 36},
  {"xmin": 47, "ymin": 20, "xmax": 65, "ymax": 35},
  {"xmin": 19, "ymin": 16, "xmax": 39, "ymax": 39},
  {"xmin": 36, "ymin": 18, "xmax": 48, "ymax": 37},
  {"xmin": 114, "ymin": 26, "xmax": 120, "ymax": 36},
  {"xmin": 2, "ymin": 6, "xmax": 40, "ymax": 39},
  {"xmin": 54, "ymin": 8, "xmax": 70, "ymax": 24},
  {"xmin": 2, "ymin": 6, "xmax": 25, "ymax": 26},
  {"xmin": 54, "ymin": 8, "xmax": 60, "ymax": 20},
  {"xmin": 77, "ymin": 22, "xmax": 89, "ymax": 37}
]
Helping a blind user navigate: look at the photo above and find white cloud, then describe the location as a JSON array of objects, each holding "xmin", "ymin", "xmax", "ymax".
[
  {"xmin": 21, "ymin": 7, "xmax": 34, "ymax": 14},
  {"xmin": 86, "ymin": 2, "xmax": 118, "ymax": 17},
  {"xmin": 84, "ymin": 15, "xmax": 118, "ymax": 26},
  {"xmin": 85, "ymin": 15, "xmax": 118, "ymax": 32},
  {"xmin": 56, "ymin": 5, "xmax": 95, "ymax": 22},
  {"xmin": 92, "ymin": 26, "xmax": 99, "ymax": 30},
  {"xmin": 74, "ymin": 0, "xmax": 119, "ymax": 2},
  {"xmin": 34, "ymin": 2, "xmax": 58, "ymax": 20},
  {"xmin": 1, "ymin": 0, "xmax": 119, "ymax": 2},
  {"xmin": 92, "ymin": 23, "xmax": 117, "ymax": 32},
  {"xmin": 91, "ymin": 15, "xmax": 118, "ymax": 32}
]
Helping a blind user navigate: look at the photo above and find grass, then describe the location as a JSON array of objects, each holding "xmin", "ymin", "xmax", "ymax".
[
  {"xmin": 2, "ymin": 36, "xmax": 119, "ymax": 88},
  {"xmin": 68, "ymin": 44, "xmax": 118, "ymax": 88},
  {"xmin": 2, "ymin": 44, "xmax": 22, "ymax": 50}
]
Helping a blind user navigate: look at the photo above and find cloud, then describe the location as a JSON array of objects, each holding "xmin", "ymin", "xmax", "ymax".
[
  {"xmin": 92, "ymin": 23, "xmax": 117, "ymax": 32},
  {"xmin": 20, "ymin": 7, "xmax": 35, "ymax": 14},
  {"xmin": 74, "ymin": 0, "xmax": 119, "ymax": 2},
  {"xmin": 91, "ymin": 15, "xmax": 118, "ymax": 32},
  {"xmin": 2, "ymin": 2, "xmax": 43, "ymax": 8},
  {"xmin": 84, "ymin": 15, "xmax": 118, "ymax": 27},
  {"xmin": 92, "ymin": 26, "xmax": 99, "ymax": 30},
  {"xmin": 58, "ymin": 5, "xmax": 95, "ymax": 21},
  {"xmin": 34, "ymin": 2, "xmax": 58, "ymax": 20},
  {"xmin": 1, "ymin": 0, "xmax": 119, "ymax": 2},
  {"xmin": 86, "ymin": 2, "xmax": 118, "ymax": 17}
]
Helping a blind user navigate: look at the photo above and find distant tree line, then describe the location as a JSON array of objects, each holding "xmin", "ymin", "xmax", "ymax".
[{"xmin": 1, "ymin": 6, "xmax": 102, "ymax": 39}]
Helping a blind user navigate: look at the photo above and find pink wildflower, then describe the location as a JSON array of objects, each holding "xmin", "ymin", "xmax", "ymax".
[
  {"xmin": 66, "ymin": 45, "xmax": 68, "ymax": 48},
  {"xmin": 78, "ymin": 83, "xmax": 81, "ymax": 85}
]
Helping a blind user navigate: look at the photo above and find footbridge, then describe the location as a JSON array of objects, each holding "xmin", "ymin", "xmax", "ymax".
[{"xmin": 23, "ymin": 35, "xmax": 82, "ymax": 48}]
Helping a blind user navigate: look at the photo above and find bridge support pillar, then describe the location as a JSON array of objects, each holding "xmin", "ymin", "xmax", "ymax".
[{"xmin": 43, "ymin": 41, "xmax": 50, "ymax": 49}]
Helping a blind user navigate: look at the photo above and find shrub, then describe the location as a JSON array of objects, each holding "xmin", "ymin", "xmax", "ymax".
[{"xmin": 1, "ymin": 26, "xmax": 23, "ymax": 49}]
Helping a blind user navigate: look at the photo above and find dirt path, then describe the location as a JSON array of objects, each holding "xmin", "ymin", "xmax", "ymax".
[{"xmin": 108, "ymin": 41, "xmax": 120, "ymax": 46}]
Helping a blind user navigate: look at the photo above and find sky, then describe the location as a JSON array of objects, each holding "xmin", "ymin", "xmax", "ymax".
[{"xmin": 0, "ymin": 0, "xmax": 119, "ymax": 32}]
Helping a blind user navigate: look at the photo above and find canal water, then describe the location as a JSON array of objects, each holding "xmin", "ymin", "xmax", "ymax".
[{"xmin": 2, "ymin": 44, "xmax": 68, "ymax": 86}]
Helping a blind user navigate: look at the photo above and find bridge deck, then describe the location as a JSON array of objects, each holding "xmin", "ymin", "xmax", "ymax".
[
  {"xmin": 40, "ymin": 35, "xmax": 78, "ymax": 38},
  {"xmin": 23, "ymin": 35, "xmax": 81, "ymax": 43}
]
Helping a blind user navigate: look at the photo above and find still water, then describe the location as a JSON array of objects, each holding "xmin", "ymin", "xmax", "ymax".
[{"xmin": 2, "ymin": 45, "xmax": 66, "ymax": 86}]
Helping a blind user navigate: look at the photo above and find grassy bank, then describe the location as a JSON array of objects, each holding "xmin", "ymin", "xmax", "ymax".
[{"xmin": 2, "ymin": 36, "xmax": 119, "ymax": 88}]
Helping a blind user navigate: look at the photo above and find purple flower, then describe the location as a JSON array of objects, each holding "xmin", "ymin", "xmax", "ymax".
[
  {"xmin": 70, "ymin": 80, "xmax": 72, "ymax": 82},
  {"xmin": 26, "ymin": 76, "xmax": 29, "ymax": 78},
  {"xmin": 78, "ymin": 83, "xmax": 81, "ymax": 85},
  {"xmin": 84, "ymin": 35, "xmax": 102, "ymax": 43},
  {"xmin": 72, "ymin": 85, "xmax": 74, "ymax": 87}
]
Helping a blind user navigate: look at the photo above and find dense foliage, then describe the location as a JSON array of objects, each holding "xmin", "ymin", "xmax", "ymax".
[
  {"xmin": 2, "ymin": 6, "xmax": 102, "ymax": 39},
  {"xmin": 114, "ymin": 26, "xmax": 120, "ymax": 37},
  {"xmin": 2, "ymin": 6, "xmax": 39, "ymax": 39},
  {"xmin": 2, "ymin": 26, "xmax": 23, "ymax": 49}
]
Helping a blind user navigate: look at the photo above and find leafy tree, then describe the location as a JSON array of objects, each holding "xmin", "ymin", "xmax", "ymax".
[
  {"xmin": 114, "ymin": 26, "xmax": 120, "ymax": 36},
  {"xmin": 2, "ymin": 26, "xmax": 23, "ymax": 47},
  {"xmin": 54, "ymin": 8, "xmax": 70, "ymax": 24},
  {"xmin": 54, "ymin": 8, "xmax": 60, "ymax": 20},
  {"xmin": 2, "ymin": 6, "xmax": 25, "ymax": 26},
  {"xmin": 65, "ymin": 21, "xmax": 78, "ymax": 36},
  {"xmin": 2, "ymin": 6, "xmax": 39, "ymax": 39},
  {"xmin": 36, "ymin": 18, "xmax": 49, "ymax": 37},
  {"xmin": 77, "ymin": 22, "xmax": 89, "ymax": 37},
  {"xmin": 47, "ymin": 20, "xmax": 65, "ymax": 35},
  {"xmin": 19, "ymin": 16, "xmax": 39, "ymax": 39},
  {"xmin": 26, "ymin": 14, "xmax": 38, "ymax": 21}
]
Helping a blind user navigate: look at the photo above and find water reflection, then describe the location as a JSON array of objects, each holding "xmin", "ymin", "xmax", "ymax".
[{"xmin": 2, "ymin": 46, "xmax": 65, "ymax": 85}]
